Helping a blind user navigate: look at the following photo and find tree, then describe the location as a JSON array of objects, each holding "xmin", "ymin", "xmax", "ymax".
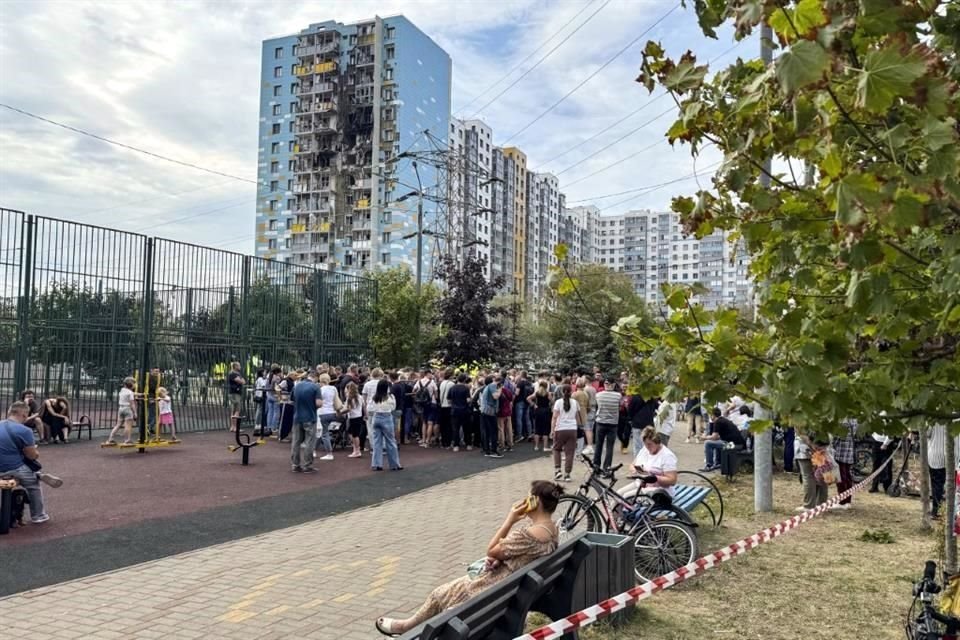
[
  {"xmin": 542, "ymin": 261, "xmax": 651, "ymax": 373},
  {"xmin": 614, "ymin": 0, "xmax": 959, "ymax": 440},
  {"xmin": 366, "ymin": 266, "xmax": 439, "ymax": 369},
  {"xmin": 434, "ymin": 254, "xmax": 510, "ymax": 366}
]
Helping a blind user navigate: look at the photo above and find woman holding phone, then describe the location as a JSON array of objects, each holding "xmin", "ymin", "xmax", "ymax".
[{"xmin": 375, "ymin": 480, "xmax": 563, "ymax": 636}]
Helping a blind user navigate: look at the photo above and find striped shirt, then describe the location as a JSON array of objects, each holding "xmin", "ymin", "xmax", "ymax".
[
  {"xmin": 595, "ymin": 391, "xmax": 622, "ymax": 424},
  {"xmin": 928, "ymin": 424, "xmax": 947, "ymax": 469}
]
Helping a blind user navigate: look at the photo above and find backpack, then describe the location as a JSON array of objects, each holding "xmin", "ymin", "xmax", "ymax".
[{"xmin": 414, "ymin": 382, "xmax": 432, "ymax": 411}]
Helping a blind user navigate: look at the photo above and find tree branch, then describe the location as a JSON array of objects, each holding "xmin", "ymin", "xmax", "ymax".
[{"xmin": 884, "ymin": 240, "xmax": 931, "ymax": 267}]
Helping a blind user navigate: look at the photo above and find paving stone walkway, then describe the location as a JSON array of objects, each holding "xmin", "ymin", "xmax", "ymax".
[{"xmin": 0, "ymin": 439, "xmax": 706, "ymax": 640}]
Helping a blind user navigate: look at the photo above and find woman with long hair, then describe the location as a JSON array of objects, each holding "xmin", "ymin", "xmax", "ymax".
[
  {"xmin": 551, "ymin": 384, "xmax": 580, "ymax": 482},
  {"xmin": 369, "ymin": 379, "xmax": 401, "ymax": 471},
  {"xmin": 343, "ymin": 381, "xmax": 364, "ymax": 458},
  {"xmin": 375, "ymin": 480, "xmax": 562, "ymax": 636},
  {"xmin": 527, "ymin": 381, "xmax": 552, "ymax": 452}
]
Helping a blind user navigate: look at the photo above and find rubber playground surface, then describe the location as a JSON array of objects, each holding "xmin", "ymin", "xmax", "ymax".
[{"xmin": 0, "ymin": 431, "xmax": 538, "ymax": 596}]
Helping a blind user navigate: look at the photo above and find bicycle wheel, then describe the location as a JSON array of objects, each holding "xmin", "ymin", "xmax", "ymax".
[
  {"xmin": 555, "ymin": 496, "xmax": 604, "ymax": 541},
  {"xmin": 632, "ymin": 520, "xmax": 699, "ymax": 583}
]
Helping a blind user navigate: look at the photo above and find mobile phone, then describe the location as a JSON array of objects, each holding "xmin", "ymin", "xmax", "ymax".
[{"xmin": 525, "ymin": 495, "xmax": 539, "ymax": 513}]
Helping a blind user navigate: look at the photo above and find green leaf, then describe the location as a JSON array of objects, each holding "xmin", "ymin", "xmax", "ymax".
[
  {"xmin": 922, "ymin": 115, "xmax": 956, "ymax": 151},
  {"xmin": 770, "ymin": 0, "xmax": 828, "ymax": 42},
  {"xmin": 664, "ymin": 60, "xmax": 708, "ymax": 93},
  {"xmin": 821, "ymin": 149, "xmax": 842, "ymax": 179},
  {"xmin": 835, "ymin": 173, "xmax": 880, "ymax": 226},
  {"xmin": 856, "ymin": 47, "xmax": 926, "ymax": 113},
  {"xmin": 775, "ymin": 40, "xmax": 829, "ymax": 94}
]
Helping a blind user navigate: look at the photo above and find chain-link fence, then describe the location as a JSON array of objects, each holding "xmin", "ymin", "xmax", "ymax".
[{"xmin": 0, "ymin": 209, "xmax": 376, "ymax": 433}]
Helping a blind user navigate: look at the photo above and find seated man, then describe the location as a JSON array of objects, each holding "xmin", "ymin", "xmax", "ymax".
[
  {"xmin": 19, "ymin": 390, "xmax": 47, "ymax": 444},
  {"xmin": 0, "ymin": 401, "xmax": 63, "ymax": 525},
  {"xmin": 619, "ymin": 426, "xmax": 678, "ymax": 509},
  {"xmin": 700, "ymin": 407, "xmax": 745, "ymax": 472}
]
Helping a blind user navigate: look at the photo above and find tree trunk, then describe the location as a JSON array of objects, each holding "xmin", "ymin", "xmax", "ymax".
[
  {"xmin": 919, "ymin": 426, "xmax": 931, "ymax": 531},
  {"xmin": 946, "ymin": 433, "xmax": 957, "ymax": 574}
]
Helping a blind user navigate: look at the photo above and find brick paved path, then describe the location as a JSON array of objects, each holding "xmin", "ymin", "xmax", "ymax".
[{"xmin": 0, "ymin": 439, "xmax": 706, "ymax": 640}]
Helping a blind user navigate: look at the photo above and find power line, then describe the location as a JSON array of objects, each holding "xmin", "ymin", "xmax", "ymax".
[
  {"xmin": 456, "ymin": 0, "xmax": 599, "ymax": 115},
  {"xmin": 562, "ymin": 138, "xmax": 667, "ymax": 188},
  {"xmin": 566, "ymin": 164, "xmax": 721, "ymax": 203},
  {"xmin": 469, "ymin": 0, "xmax": 614, "ymax": 119},
  {"xmin": 0, "ymin": 103, "xmax": 259, "ymax": 185},
  {"xmin": 540, "ymin": 40, "xmax": 744, "ymax": 171},
  {"xmin": 554, "ymin": 104, "xmax": 675, "ymax": 176},
  {"xmin": 591, "ymin": 162, "xmax": 722, "ymax": 212},
  {"xmin": 69, "ymin": 179, "xmax": 238, "ymax": 221},
  {"xmin": 500, "ymin": 2, "xmax": 681, "ymax": 145}
]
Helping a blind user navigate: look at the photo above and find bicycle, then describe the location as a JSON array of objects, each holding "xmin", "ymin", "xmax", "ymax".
[
  {"xmin": 555, "ymin": 454, "xmax": 699, "ymax": 582},
  {"xmin": 906, "ymin": 561, "xmax": 960, "ymax": 639}
]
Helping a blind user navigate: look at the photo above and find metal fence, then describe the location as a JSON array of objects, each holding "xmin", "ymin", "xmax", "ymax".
[{"xmin": 0, "ymin": 209, "xmax": 377, "ymax": 433}]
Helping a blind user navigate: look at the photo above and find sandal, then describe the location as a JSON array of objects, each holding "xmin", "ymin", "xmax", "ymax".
[{"xmin": 375, "ymin": 617, "xmax": 402, "ymax": 637}]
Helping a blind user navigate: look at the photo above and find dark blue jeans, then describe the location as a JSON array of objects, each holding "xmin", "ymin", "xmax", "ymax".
[
  {"xmin": 513, "ymin": 402, "xmax": 529, "ymax": 440},
  {"xmin": 481, "ymin": 413, "xmax": 499, "ymax": 454},
  {"xmin": 783, "ymin": 428, "xmax": 795, "ymax": 472}
]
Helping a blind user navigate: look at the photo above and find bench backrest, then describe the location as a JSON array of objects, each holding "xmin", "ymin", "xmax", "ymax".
[
  {"xmin": 672, "ymin": 484, "xmax": 711, "ymax": 511},
  {"xmin": 401, "ymin": 533, "xmax": 593, "ymax": 640}
]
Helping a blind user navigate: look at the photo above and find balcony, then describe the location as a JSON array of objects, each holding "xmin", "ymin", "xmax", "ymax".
[
  {"xmin": 299, "ymin": 81, "xmax": 337, "ymax": 96},
  {"xmin": 358, "ymin": 34, "xmax": 376, "ymax": 46}
]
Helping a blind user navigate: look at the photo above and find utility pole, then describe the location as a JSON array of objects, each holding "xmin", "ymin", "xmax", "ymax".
[
  {"xmin": 754, "ymin": 21, "xmax": 774, "ymax": 513},
  {"xmin": 414, "ymin": 194, "xmax": 423, "ymax": 368},
  {"xmin": 413, "ymin": 161, "xmax": 424, "ymax": 369}
]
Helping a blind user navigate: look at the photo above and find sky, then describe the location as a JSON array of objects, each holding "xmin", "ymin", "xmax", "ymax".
[{"xmin": 0, "ymin": 0, "xmax": 751, "ymax": 254}]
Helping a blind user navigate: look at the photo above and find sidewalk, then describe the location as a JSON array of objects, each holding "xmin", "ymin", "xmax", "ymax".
[{"xmin": 0, "ymin": 440, "xmax": 704, "ymax": 640}]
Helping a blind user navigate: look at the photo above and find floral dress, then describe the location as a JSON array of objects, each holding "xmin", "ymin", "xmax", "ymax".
[{"xmin": 406, "ymin": 523, "xmax": 558, "ymax": 626}]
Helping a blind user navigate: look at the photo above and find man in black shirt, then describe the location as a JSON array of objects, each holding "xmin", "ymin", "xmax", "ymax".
[
  {"xmin": 447, "ymin": 374, "xmax": 472, "ymax": 451},
  {"xmin": 226, "ymin": 362, "xmax": 245, "ymax": 432},
  {"xmin": 700, "ymin": 407, "xmax": 744, "ymax": 471}
]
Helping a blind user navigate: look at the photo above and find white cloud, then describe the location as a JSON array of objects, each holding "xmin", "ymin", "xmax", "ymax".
[{"xmin": 0, "ymin": 0, "xmax": 749, "ymax": 252}]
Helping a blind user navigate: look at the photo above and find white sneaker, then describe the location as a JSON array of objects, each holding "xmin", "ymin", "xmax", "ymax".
[
  {"xmin": 581, "ymin": 445, "xmax": 594, "ymax": 457},
  {"xmin": 452, "ymin": 447, "xmax": 459, "ymax": 452},
  {"xmin": 347, "ymin": 452, "xmax": 361, "ymax": 458},
  {"xmin": 320, "ymin": 454, "xmax": 334, "ymax": 461},
  {"xmin": 31, "ymin": 514, "xmax": 51, "ymax": 524},
  {"xmin": 794, "ymin": 506, "xmax": 808, "ymax": 512},
  {"xmin": 835, "ymin": 503, "xmax": 851, "ymax": 510}
]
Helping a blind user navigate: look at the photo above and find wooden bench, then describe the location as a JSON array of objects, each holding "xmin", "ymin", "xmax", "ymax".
[
  {"xmin": 398, "ymin": 532, "xmax": 634, "ymax": 640},
  {"xmin": 0, "ymin": 478, "xmax": 20, "ymax": 535}
]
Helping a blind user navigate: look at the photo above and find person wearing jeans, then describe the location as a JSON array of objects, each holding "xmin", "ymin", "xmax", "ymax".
[
  {"xmin": 480, "ymin": 376, "xmax": 503, "ymax": 458},
  {"xmin": 592, "ymin": 379, "xmax": 622, "ymax": 469},
  {"xmin": 699, "ymin": 408, "xmax": 744, "ymax": 472},
  {"xmin": 290, "ymin": 372, "xmax": 320, "ymax": 473},
  {"xmin": 369, "ymin": 380, "xmax": 401, "ymax": 471},
  {"xmin": 0, "ymin": 401, "xmax": 64, "ymax": 524},
  {"xmin": 551, "ymin": 385, "xmax": 581, "ymax": 482},
  {"xmin": 315, "ymin": 374, "xmax": 342, "ymax": 462}
]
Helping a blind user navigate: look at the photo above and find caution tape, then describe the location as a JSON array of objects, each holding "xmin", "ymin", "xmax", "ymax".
[{"xmin": 515, "ymin": 441, "xmax": 903, "ymax": 640}]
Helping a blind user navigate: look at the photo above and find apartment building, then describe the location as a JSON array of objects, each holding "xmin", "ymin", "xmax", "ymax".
[
  {"xmin": 255, "ymin": 15, "xmax": 451, "ymax": 274},
  {"xmin": 561, "ymin": 205, "xmax": 600, "ymax": 265},
  {"xmin": 602, "ymin": 209, "xmax": 751, "ymax": 309},
  {"xmin": 448, "ymin": 118, "xmax": 494, "ymax": 279},
  {"xmin": 502, "ymin": 147, "xmax": 528, "ymax": 299},
  {"xmin": 525, "ymin": 172, "xmax": 562, "ymax": 301}
]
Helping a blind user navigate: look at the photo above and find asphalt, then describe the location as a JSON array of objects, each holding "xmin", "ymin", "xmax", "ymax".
[{"xmin": 0, "ymin": 446, "xmax": 540, "ymax": 597}]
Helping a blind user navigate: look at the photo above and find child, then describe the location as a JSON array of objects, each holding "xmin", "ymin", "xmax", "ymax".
[
  {"xmin": 157, "ymin": 387, "xmax": 178, "ymax": 442},
  {"xmin": 106, "ymin": 377, "xmax": 137, "ymax": 445}
]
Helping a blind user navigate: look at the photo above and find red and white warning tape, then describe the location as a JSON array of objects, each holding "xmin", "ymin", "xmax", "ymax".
[{"xmin": 515, "ymin": 442, "xmax": 903, "ymax": 640}]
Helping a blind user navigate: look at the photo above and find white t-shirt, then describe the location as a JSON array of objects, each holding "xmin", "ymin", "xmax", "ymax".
[
  {"xmin": 439, "ymin": 379, "xmax": 454, "ymax": 408},
  {"xmin": 362, "ymin": 378, "xmax": 380, "ymax": 413},
  {"xmin": 553, "ymin": 398, "xmax": 580, "ymax": 431},
  {"xmin": 158, "ymin": 398, "xmax": 172, "ymax": 415},
  {"xmin": 633, "ymin": 445, "xmax": 679, "ymax": 497},
  {"xmin": 119, "ymin": 387, "xmax": 134, "ymax": 409},
  {"xmin": 656, "ymin": 401, "xmax": 675, "ymax": 436},
  {"xmin": 318, "ymin": 385, "xmax": 339, "ymax": 416},
  {"xmin": 345, "ymin": 397, "xmax": 363, "ymax": 419}
]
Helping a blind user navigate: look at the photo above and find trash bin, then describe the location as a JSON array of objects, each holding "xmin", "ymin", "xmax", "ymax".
[{"xmin": 572, "ymin": 532, "xmax": 634, "ymax": 627}]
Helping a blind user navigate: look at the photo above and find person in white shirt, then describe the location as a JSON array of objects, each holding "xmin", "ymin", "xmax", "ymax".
[
  {"xmin": 106, "ymin": 377, "xmax": 138, "ymax": 445},
  {"xmin": 654, "ymin": 399, "xmax": 676, "ymax": 447},
  {"xmin": 870, "ymin": 432, "xmax": 899, "ymax": 493},
  {"xmin": 551, "ymin": 385, "xmax": 581, "ymax": 483},
  {"xmin": 438, "ymin": 368, "xmax": 455, "ymax": 449},
  {"xmin": 342, "ymin": 381, "xmax": 365, "ymax": 458},
  {"xmin": 619, "ymin": 426, "xmax": 679, "ymax": 505},
  {"xmin": 368, "ymin": 380, "xmax": 401, "ymax": 471},
  {"xmin": 315, "ymin": 373, "xmax": 343, "ymax": 461},
  {"xmin": 362, "ymin": 368, "xmax": 383, "ymax": 452}
]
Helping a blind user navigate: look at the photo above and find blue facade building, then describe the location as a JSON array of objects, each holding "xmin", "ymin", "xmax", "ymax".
[{"xmin": 255, "ymin": 15, "xmax": 451, "ymax": 277}]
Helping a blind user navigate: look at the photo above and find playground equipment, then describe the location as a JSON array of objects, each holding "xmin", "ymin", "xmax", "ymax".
[
  {"xmin": 101, "ymin": 371, "xmax": 181, "ymax": 452},
  {"xmin": 228, "ymin": 413, "xmax": 264, "ymax": 465}
]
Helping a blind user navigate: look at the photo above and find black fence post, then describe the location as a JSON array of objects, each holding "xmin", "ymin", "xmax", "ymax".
[
  {"xmin": 13, "ymin": 214, "xmax": 34, "ymax": 397},
  {"xmin": 312, "ymin": 269, "xmax": 323, "ymax": 364},
  {"xmin": 138, "ymin": 238, "xmax": 155, "ymax": 453},
  {"xmin": 182, "ymin": 287, "xmax": 192, "ymax": 407}
]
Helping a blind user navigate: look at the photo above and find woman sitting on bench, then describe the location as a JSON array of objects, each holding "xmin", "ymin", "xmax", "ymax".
[{"xmin": 375, "ymin": 480, "xmax": 564, "ymax": 636}]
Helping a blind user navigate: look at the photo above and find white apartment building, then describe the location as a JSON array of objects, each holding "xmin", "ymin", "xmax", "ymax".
[
  {"xmin": 611, "ymin": 209, "xmax": 751, "ymax": 309},
  {"xmin": 449, "ymin": 118, "xmax": 495, "ymax": 278},
  {"xmin": 561, "ymin": 205, "xmax": 599, "ymax": 265},
  {"xmin": 526, "ymin": 172, "xmax": 562, "ymax": 301}
]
